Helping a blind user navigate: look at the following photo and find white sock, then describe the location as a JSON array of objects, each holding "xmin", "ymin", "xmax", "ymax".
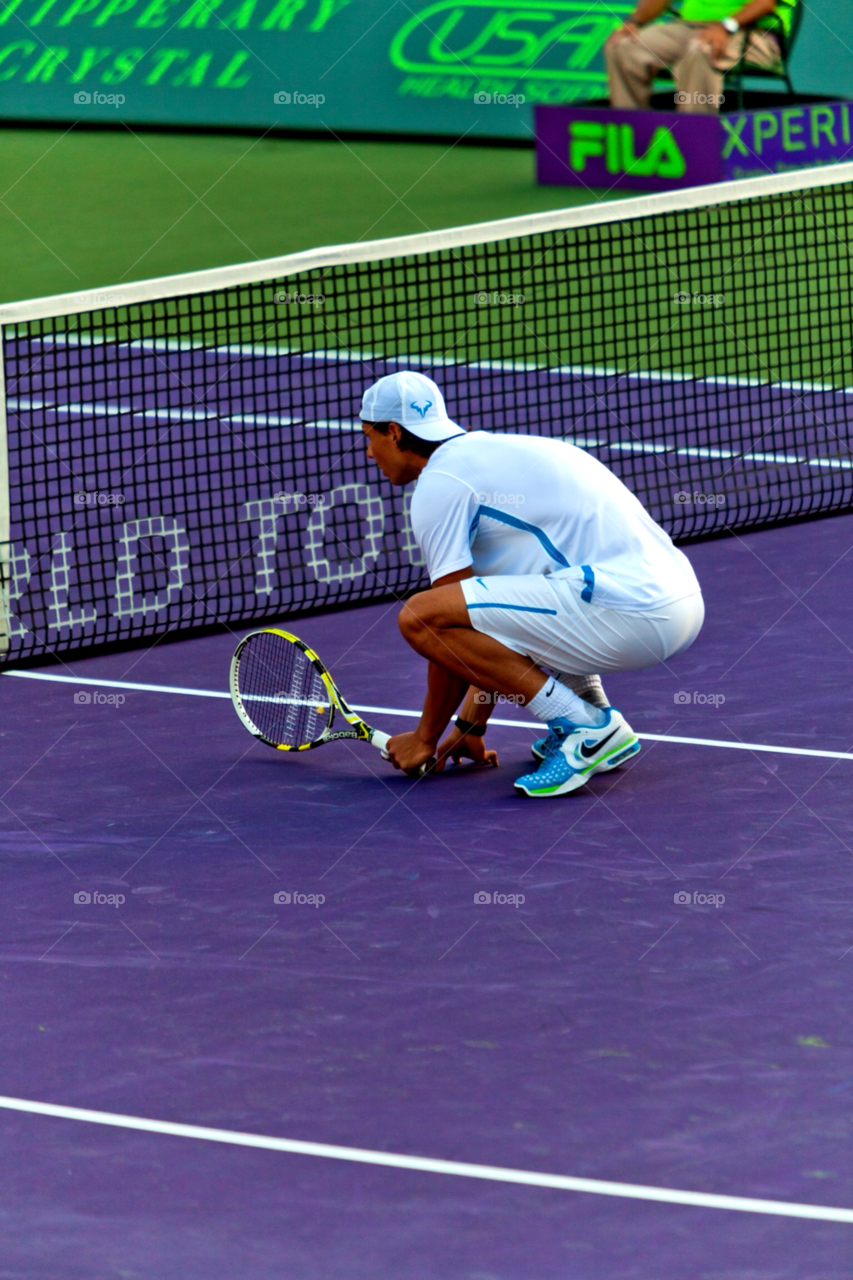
[
  {"xmin": 556, "ymin": 673, "xmax": 608, "ymax": 708},
  {"xmin": 528, "ymin": 677, "xmax": 607, "ymax": 727}
]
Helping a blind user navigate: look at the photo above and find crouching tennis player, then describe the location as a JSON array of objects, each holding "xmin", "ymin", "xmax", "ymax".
[{"xmin": 361, "ymin": 371, "xmax": 704, "ymax": 797}]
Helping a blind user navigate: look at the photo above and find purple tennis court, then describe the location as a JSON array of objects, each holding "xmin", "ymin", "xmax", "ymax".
[
  {"xmin": 1, "ymin": 168, "xmax": 853, "ymax": 1277},
  {"xmin": 0, "ymin": 508, "xmax": 851, "ymax": 1277}
]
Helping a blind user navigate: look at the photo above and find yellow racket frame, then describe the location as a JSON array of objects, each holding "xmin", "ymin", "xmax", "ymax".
[{"xmin": 230, "ymin": 627, "xmax": 384, "ymax": 752}]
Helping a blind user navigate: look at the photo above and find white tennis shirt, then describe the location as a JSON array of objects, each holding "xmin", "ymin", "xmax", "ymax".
[{"xmin": 409, "ymin": 431, "xmax": 700, "ymax": 612}]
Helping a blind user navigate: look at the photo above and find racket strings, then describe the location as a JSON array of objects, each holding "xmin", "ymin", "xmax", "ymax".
[{"xmin": 239, "ymin": 634, "xmax": 333, "ymax": 747}]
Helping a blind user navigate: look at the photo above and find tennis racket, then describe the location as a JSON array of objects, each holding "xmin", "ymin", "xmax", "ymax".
[{"xmin": 230, "ymin": 628, "xmax": 435, "ymax": 776}]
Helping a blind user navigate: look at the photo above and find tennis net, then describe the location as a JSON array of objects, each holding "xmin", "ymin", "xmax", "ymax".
[{"xmin": 1, "ymin": 162, "xmax": 852, "ymax": 663}]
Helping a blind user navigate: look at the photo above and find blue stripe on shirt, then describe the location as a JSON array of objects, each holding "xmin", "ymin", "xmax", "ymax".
[{"xmin": 475, "ymin": 506, "xmax": 570, "ymax": 568}]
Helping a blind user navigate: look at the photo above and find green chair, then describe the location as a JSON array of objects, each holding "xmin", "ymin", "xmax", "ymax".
[
  {"xmin": 652, "ymin": 0, "xmax": 804, "ymax": 110},
  {"xmin": 724, "ymin": 0, "xmax": 804, "ymax": 108}
]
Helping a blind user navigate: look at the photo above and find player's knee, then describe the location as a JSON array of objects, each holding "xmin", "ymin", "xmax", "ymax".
[
  {"xmin": 604, "ymin": 38, "xmax": 624, "ymax": 66},
  {"xmin": 398, "ymin": 593, "xmax": 434, "ymax": 644},
  {"xmin": 685, "ymin": 37, "xmax": 713, "ymax": 64},
  {"xmin": 607, "ymin": 32, "xmax": 648, "ymax": 71}
]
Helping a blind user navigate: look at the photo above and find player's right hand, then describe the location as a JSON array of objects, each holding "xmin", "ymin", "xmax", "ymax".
[
  {"xmin": 435, "ymin": 725, "xmax": 499, "ymax": 772},
  {"xmin": 608, "ymin": 20, "xmax": 639, "ymax": 43}
]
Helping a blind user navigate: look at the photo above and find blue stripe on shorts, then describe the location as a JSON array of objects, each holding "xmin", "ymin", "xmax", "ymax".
[{"xmin": 467, "ymin": 603, "xmax": 558, "ymax": 615}]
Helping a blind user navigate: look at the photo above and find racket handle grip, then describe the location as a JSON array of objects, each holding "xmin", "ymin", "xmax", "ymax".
[{"xmin": 369, "ymin": 729, "xmax": 391, "ymax": 758}]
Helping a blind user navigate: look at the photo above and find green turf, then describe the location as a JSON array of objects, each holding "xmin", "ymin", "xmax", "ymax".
[
  {"xmin": 8, "ymin": 128, "xmax": 848, "ymax": 389},
  {"xmin": 0, "ymin": 128, "xmax": 628, "ymax": 305}
]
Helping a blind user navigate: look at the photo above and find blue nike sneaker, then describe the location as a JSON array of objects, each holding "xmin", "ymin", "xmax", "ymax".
[
  {"xmin": 531, "ymin": 705, "xmax": 619, "ymax": 763},
  {"xmin": 530, "ymin": 726, "xmax": 561, "ymax": 764},
  {"xmin": 516, "ymin": 710, "xmax": 641, "ymax": 797}
]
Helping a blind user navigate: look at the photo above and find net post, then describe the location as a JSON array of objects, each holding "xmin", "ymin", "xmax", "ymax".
[{"xmin": 0, "ymin": 324, "xmax": 9, "ymax": 655}]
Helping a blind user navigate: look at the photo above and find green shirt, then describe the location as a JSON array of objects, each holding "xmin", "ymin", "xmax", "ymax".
[{"xmin": 678, "ymin": 0, "xmax": 795, "ymax": 37}]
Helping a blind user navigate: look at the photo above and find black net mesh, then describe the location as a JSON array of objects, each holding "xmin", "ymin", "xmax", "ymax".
[{"xmin": 2, "ymin": 175, "xmax": 852, "ymax": 663}]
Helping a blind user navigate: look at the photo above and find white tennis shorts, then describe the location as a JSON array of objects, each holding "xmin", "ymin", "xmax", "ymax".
[{"xmin": 460, "ymin": 573, "xmax": 704, "ymax": 675}]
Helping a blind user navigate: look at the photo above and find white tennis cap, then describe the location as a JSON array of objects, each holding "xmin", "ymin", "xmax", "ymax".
[{"xmin": 359, "ymin": 371, "xmax": 466, "ymax": 442}]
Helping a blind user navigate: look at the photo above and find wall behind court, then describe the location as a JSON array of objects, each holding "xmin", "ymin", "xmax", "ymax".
[{"xmin": 0, "ymin": 0, "xmax": 846, "ymax": 140}]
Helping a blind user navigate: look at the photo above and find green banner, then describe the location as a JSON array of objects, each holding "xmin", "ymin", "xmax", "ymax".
[{"xmin": 0, "ymin": 0, "xmax": 631, "ymax": 135}]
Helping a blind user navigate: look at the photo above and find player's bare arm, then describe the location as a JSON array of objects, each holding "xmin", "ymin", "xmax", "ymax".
[{"xmin": 362, "ymin": 415, "xmax": 511, "ymax": 773}]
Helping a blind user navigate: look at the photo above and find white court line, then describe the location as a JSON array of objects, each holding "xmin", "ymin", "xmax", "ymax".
[
  {"xmin": 4, "ymin": 670, "xmax": 853, "ymax": 763},
  {"xmin": 5, "ymin": 398, "xmax": 360, "ymax": 433},
  {"xmin": 4, "ymin": 671, "xmax": 230, "ymax": 698},
  {"xmin": 8, "ymin": 346, "xmax": 853, "ymax": 396},
  {"xmin": 8, "ymin": 397, "xmax": 852, "ymax": 465},
  {"xmin": 607, "ymin": 440, "xmax": 853, "ymax": 469},
  {"xmin": 9, "ymin": 396, "xmax": 851, "ymax": 464},
  {"xmin": 0, "ymin": 1094, "xmax": 849, "ymax": 1222}
]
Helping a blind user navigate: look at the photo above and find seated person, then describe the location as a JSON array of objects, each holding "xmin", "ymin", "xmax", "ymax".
[{"xmin": 606, "ymin": 0, "xmax": 795, "ymax": 113}]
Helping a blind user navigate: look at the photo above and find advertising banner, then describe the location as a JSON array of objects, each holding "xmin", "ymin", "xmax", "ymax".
[
  {"xmin": 0, "ymin": 0, "xmax": 630, "ymax": 135},
  {"xmin": 536, "ymin": 101, "xmax": 853, "ymax": 192}
]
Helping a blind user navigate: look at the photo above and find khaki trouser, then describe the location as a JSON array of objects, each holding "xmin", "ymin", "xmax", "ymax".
[{"xmin": 606, "ymin": 19, "xmax": 782, "ymax": 113}]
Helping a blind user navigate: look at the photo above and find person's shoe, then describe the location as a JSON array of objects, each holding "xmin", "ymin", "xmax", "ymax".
[
  {"xmin": 531, "ymin": 704, "xmax": 624, "ymax": 764},
  {"xmin": 515, "ymin": 710, "xmax": 641, "ymax": 798},
  {"xmin": 531, "ymin": 708, "xmax": 638, "ymax": 771},
  {"xmin": 530, "ymin": 726, "xmax": 560, "ymax": 764}
]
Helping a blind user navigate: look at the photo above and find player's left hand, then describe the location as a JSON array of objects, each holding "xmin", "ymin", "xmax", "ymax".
[
  {"xmin": 699, "ymin": 20, "xmax": 732, "ymax": 61},
  {"xmin": 434, "ymin": 725, "xmax": 499, "ymax": 771},
  {"xmin": 386, "ymin": 730, "xmax": 437, "ymax": 774}
]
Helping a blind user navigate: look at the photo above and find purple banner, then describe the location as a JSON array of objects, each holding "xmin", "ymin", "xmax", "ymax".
[
  {"xmin": 722, "ymin": 101, "xmax": 853, "ymax": 179},
  {"xmin": 537, "ymin": 101, "xmax": 853, "ymax": 192},
  {"xmin": 536, "ymin": 105, "xmax": 724, "ymax": 192}
]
